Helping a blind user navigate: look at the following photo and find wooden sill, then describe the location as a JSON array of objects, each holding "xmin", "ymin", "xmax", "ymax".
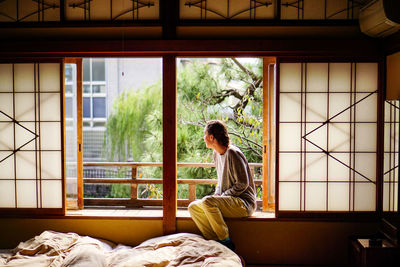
[{"xmin": 66, "ymin": 208, "xmax": 276, "ymax": 219}]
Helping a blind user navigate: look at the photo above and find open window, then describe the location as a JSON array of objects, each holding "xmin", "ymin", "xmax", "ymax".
[
  {"xmin": 65, "ymin": 58, "xmax": 163, "ymax": 213},
  {"xmin": 175, "ymin": 57, "xmax": 276, "ymax": 214}
]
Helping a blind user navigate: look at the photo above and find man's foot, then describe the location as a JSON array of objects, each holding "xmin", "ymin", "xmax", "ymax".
[{"xmin": 218, "ymin": 237, "xmax": 236, "ymax": 251}]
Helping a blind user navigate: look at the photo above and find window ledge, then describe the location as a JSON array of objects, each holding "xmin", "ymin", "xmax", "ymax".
[{"xmin": 66, "ymin": 208, "xmax": 276, "ymax": 220}]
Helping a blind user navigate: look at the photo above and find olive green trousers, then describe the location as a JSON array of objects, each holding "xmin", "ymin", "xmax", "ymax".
[{"xmin": 188, "ymin": 195, "xmax": 248, "ymax": 240}]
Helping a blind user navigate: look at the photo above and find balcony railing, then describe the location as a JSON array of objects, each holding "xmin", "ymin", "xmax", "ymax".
[{"xmin": 81, "ymin": 162, "xmax": 263, "ymax": 208}]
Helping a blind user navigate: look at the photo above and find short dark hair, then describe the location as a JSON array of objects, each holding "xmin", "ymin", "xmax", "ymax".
[{"xmin": 205, "ymin": 120, "xmax": 230, "ymax": 147}]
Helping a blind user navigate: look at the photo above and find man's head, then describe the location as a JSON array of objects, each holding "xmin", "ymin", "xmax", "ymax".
[{"xmin": 204, "ymin": 120, "xmax": 230, "ymax": 148}]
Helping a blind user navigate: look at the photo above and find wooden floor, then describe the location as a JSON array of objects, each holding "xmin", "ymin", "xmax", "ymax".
[{"xmin": 67, "ymin": 208, "xmax": 275, "ymax": 218}]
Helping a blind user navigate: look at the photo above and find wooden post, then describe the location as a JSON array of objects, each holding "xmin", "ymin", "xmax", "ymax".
[
  {"xmin": 76, "ymin": 58, "xmax": 83, "ymax": 210},
  {"xmin": 263, "ymin": 57, "xmax": 276, "ymax": 212},
  {"xmin": 188, "ymin": 184, "xmax": 196, "ymax": 203},
  {"xmin": 131, "ymin": 165, "xmax": 138, "ymax": 206},
  {"xmin": 163, "ymin": 55, "xmax": 177, "ymax": 235}
]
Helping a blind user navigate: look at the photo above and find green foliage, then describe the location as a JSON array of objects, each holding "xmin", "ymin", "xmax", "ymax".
[
  {"xmin": 105, "ymin": 82, "xmax": 162, "ymax": 162},
  {"xmin": 109, "ymin": 184, "xmax": 130, "ymax": 198}
]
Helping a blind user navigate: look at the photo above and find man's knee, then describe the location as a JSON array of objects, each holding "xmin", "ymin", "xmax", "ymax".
[
  {"xmin": 202, "ymin": 195, "xmax": 219, "ymax": 208},
  {"xmin": 188, "ymin": 200, "xmax": 201, "ymax": 213}
]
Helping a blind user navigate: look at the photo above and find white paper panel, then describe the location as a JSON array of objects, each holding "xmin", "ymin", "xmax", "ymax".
[
  {"xmin": 305, "ymin": 153, "xmax": 326, "ymax": 181},
  {"xmin": 39, "ymin": 63, "xmax": 60, "ymax": 92},
  {"xmin": 279, "ymin": 182, "xmax": 300, "ymax": 210},
  {"xmin": 328, "ymin": 154, "xmax": 350, "ymax": 181},
  {"xmin": 305, "ymin": 182, "xmax": 326, "ymax": 210},
  {"xmin": 356, "ymin": 63, "xmax": 378, "ymax": 92},
  {"xmin": 16, "ymin": 122, "xmax": 36, "ymax": 151},
  {"xmin": 329, "ymin": 93, "xmax": 350, "ymax": 122},
  {"xmin": 14, "ymin": 64, "xmax": 35, "ymax": 92},
  {"xmin": 383, "ymin": 154, "xmax": 392, "ymax": 177},
  {"xmin": 383, "ymin": 182, "xmax": 390, "ymax": 211},
  {"xmin": 40, "ymin": 93, "xmax": 60, "ymax": 121},
  {"xmin": 305, "ymin": 93, "xmax": 327, "ymax": 121},
  {"xmin": 383, "ymin": 123, "xmax": 399, "ymax": 152},
  {"xmin": 41, "ymin": 152, "xmax": 61, "ymax": 179},
  {"xmin": 306, "ymin": 123, "xmax": 327, "ymax": 152},
  {"xmin": 383, "ymin": 101, "xmax": 398, "ymax": 123},
  {"xmin": 40, "ymin": 122, "xmax": 61, "ymax": 150},
  {"xmin": 0, "ymin": 122, "xmax": 13, "ymax": 150},
  {"xmin": 0, "ymin": 180, "xmax": 15, "ymax": 207},
  {"xmin": 355, "ymin": 93, "xmax": 377, "ymax": 122},
  {"xmin": 280, "ymin": 93, "xmax": 301, "ymax": 121},
  {"xmin": 0, "ymin": 64, "xmax": 13, "ymax": 92},
  {"xmin": 41, "ymin": 180, "xmax": 62, "ymax": 208},
  {"xmin": 0, "ymin": 153, "xmax": 14, "ymax": 179},
  {"xmin": 280, "ymin": 63, "xmax": 302, "ymax": 92},
  {"xmin": 279, "ymin": 153, "xmax": 301, "ymax": 181},
  {"xmin": 0, "ymin": 93, "xmax": 13, "ymax": 120},
  {"xmin": 329, "ymin": 123, "xmax": 350, "ymax": 151},
  {"xmin": 16, "ymin": 180, "xmax": 37, "ymax": 208},
  {"xmin": 355, "ymin": 123, "xmax": 376, "ymax": 152},
  {"xmin": 354, "ymin": 182, "xmax": 375, "ymax": 211},
  {"xmin": 279, "ymin": 123, "xmax": 300, "ymax": 151},
  {"xmin": 15, "ymin": 93, "xmax": 35, "ymax": 121},
  {"xmin": 328, "ymin": 183, "xmax": 349, "ymax": 211},
  {"xmin": 354, "ymin": 153, "xmax": 376, "ymax": 182},
  {"xmin": 306, "ymin": 63, "xmax": 328, "ymax": 92},
  {"xmin": 384, "ymin": 103, "xmax": 391, "ymax": 123},
  {"xmin": 329, "ymin": 63, "xmax": 351, "ymax": 92},
  {"xmin": 16, "ymin": 152, "xmax": 36, "ymax": 179}
]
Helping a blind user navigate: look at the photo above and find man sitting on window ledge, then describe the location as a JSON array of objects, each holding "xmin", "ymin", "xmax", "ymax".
[{"xmin": 188, "ymin": 120, "xmax": 257, "ymax": 251}]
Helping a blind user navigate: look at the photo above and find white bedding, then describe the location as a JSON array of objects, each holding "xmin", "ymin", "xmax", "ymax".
[{"xmin": 0, "ymin": 231, "xmax": 243, "ymax": 266}]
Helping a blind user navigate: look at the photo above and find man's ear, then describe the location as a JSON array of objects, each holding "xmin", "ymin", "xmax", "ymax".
[{"xmin": 209, "ymin": 134, "xmax": 215, "ymax": 141}]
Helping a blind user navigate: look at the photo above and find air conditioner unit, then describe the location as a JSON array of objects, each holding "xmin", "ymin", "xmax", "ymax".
[{"xmin": 359, "ymin": 0, "xmax": 400, "ymax": 37}]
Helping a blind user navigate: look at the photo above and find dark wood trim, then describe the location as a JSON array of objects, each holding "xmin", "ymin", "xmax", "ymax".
[
  {"xmin": 278, "ymin": 211, "xmax": 380, "ymax": 221},
  {"xmin": 162, "ymin": 55, "xmax": 177, "ymax": 235},
  {"xmin": 177, "ymin": 19, "xmax": 359, "ymax": 27},
  {"xmin": 60, "ymin": 0, "xmax": 65, "ymax": 22},
  {"xmin": 383, "ymin": 31, "xmax": 400, "ymax": 56},
  {"xmin": 0, "ymin": 40, "xmax": 382, "ymax": 58},
  {"xmin": 275, "ymin": 58, "xmax": 280, "ymax": 217},
  {"xmin": 376, "ymin": 59, "xmax": 385, "ymax": 214},
  {"xmin": 0, "ymin": 20, "xmax": 161, "ymax": 28},
  {"xmin": 61, "ymin": 61, "xmax": 66, "ymax": 214},
  {"xmin": 0, "ymin": 208, "xmax": 64, "ymax": 216},
  {"xmin": 278, "ymin": 56, "xmax": 383, "ymax": 63},
  {"xmin": 161, "ymin": 0, "xmax": 178, "ymax": 39}
]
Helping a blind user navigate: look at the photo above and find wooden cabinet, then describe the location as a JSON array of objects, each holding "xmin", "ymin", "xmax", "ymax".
[{"xmin": 350, "ymin": 239, "xmax": 400, "ymax": 267}]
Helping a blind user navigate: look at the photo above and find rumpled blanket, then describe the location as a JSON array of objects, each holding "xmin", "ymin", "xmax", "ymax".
[{"xmin": 0, "ymin": 231, "xmax": 242, "ymax": 266}]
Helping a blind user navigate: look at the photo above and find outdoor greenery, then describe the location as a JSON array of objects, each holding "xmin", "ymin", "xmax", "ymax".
[{"xmin": 104, "ymin": 58, "xmax": 263, "ymax": 199}]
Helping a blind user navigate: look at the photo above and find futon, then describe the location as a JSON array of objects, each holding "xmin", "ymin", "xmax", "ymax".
[{"xmin": 0, "ymin": 230, "xmax": 242, "ymax": 266}]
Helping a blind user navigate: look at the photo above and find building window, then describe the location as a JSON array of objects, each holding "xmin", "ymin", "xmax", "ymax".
[{"xmin": 82, "ymin": 58, "xmax": 107, "ymax": 128}]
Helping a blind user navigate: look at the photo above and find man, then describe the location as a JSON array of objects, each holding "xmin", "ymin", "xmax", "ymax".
[{"xmin": 188, "ymin": 120, "xmax": 257, "ymax": 251}]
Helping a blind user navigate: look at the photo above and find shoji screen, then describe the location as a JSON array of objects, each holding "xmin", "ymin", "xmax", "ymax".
[
  {"xmin": 0, "ymin": 62, "xmax": 64, "ymax": 214},
  {"xmin": 278, "ymin": 62, "xmax": 378, "ymax": 212},
  {"xmin": 383, "ymin": 100, "xmax": 399, "ymax": 212}
]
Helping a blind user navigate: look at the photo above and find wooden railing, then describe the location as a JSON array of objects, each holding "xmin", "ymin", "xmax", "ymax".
[{"xmin": 82, "ymin": 162, "xmax": 263, "ymax": 208}]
